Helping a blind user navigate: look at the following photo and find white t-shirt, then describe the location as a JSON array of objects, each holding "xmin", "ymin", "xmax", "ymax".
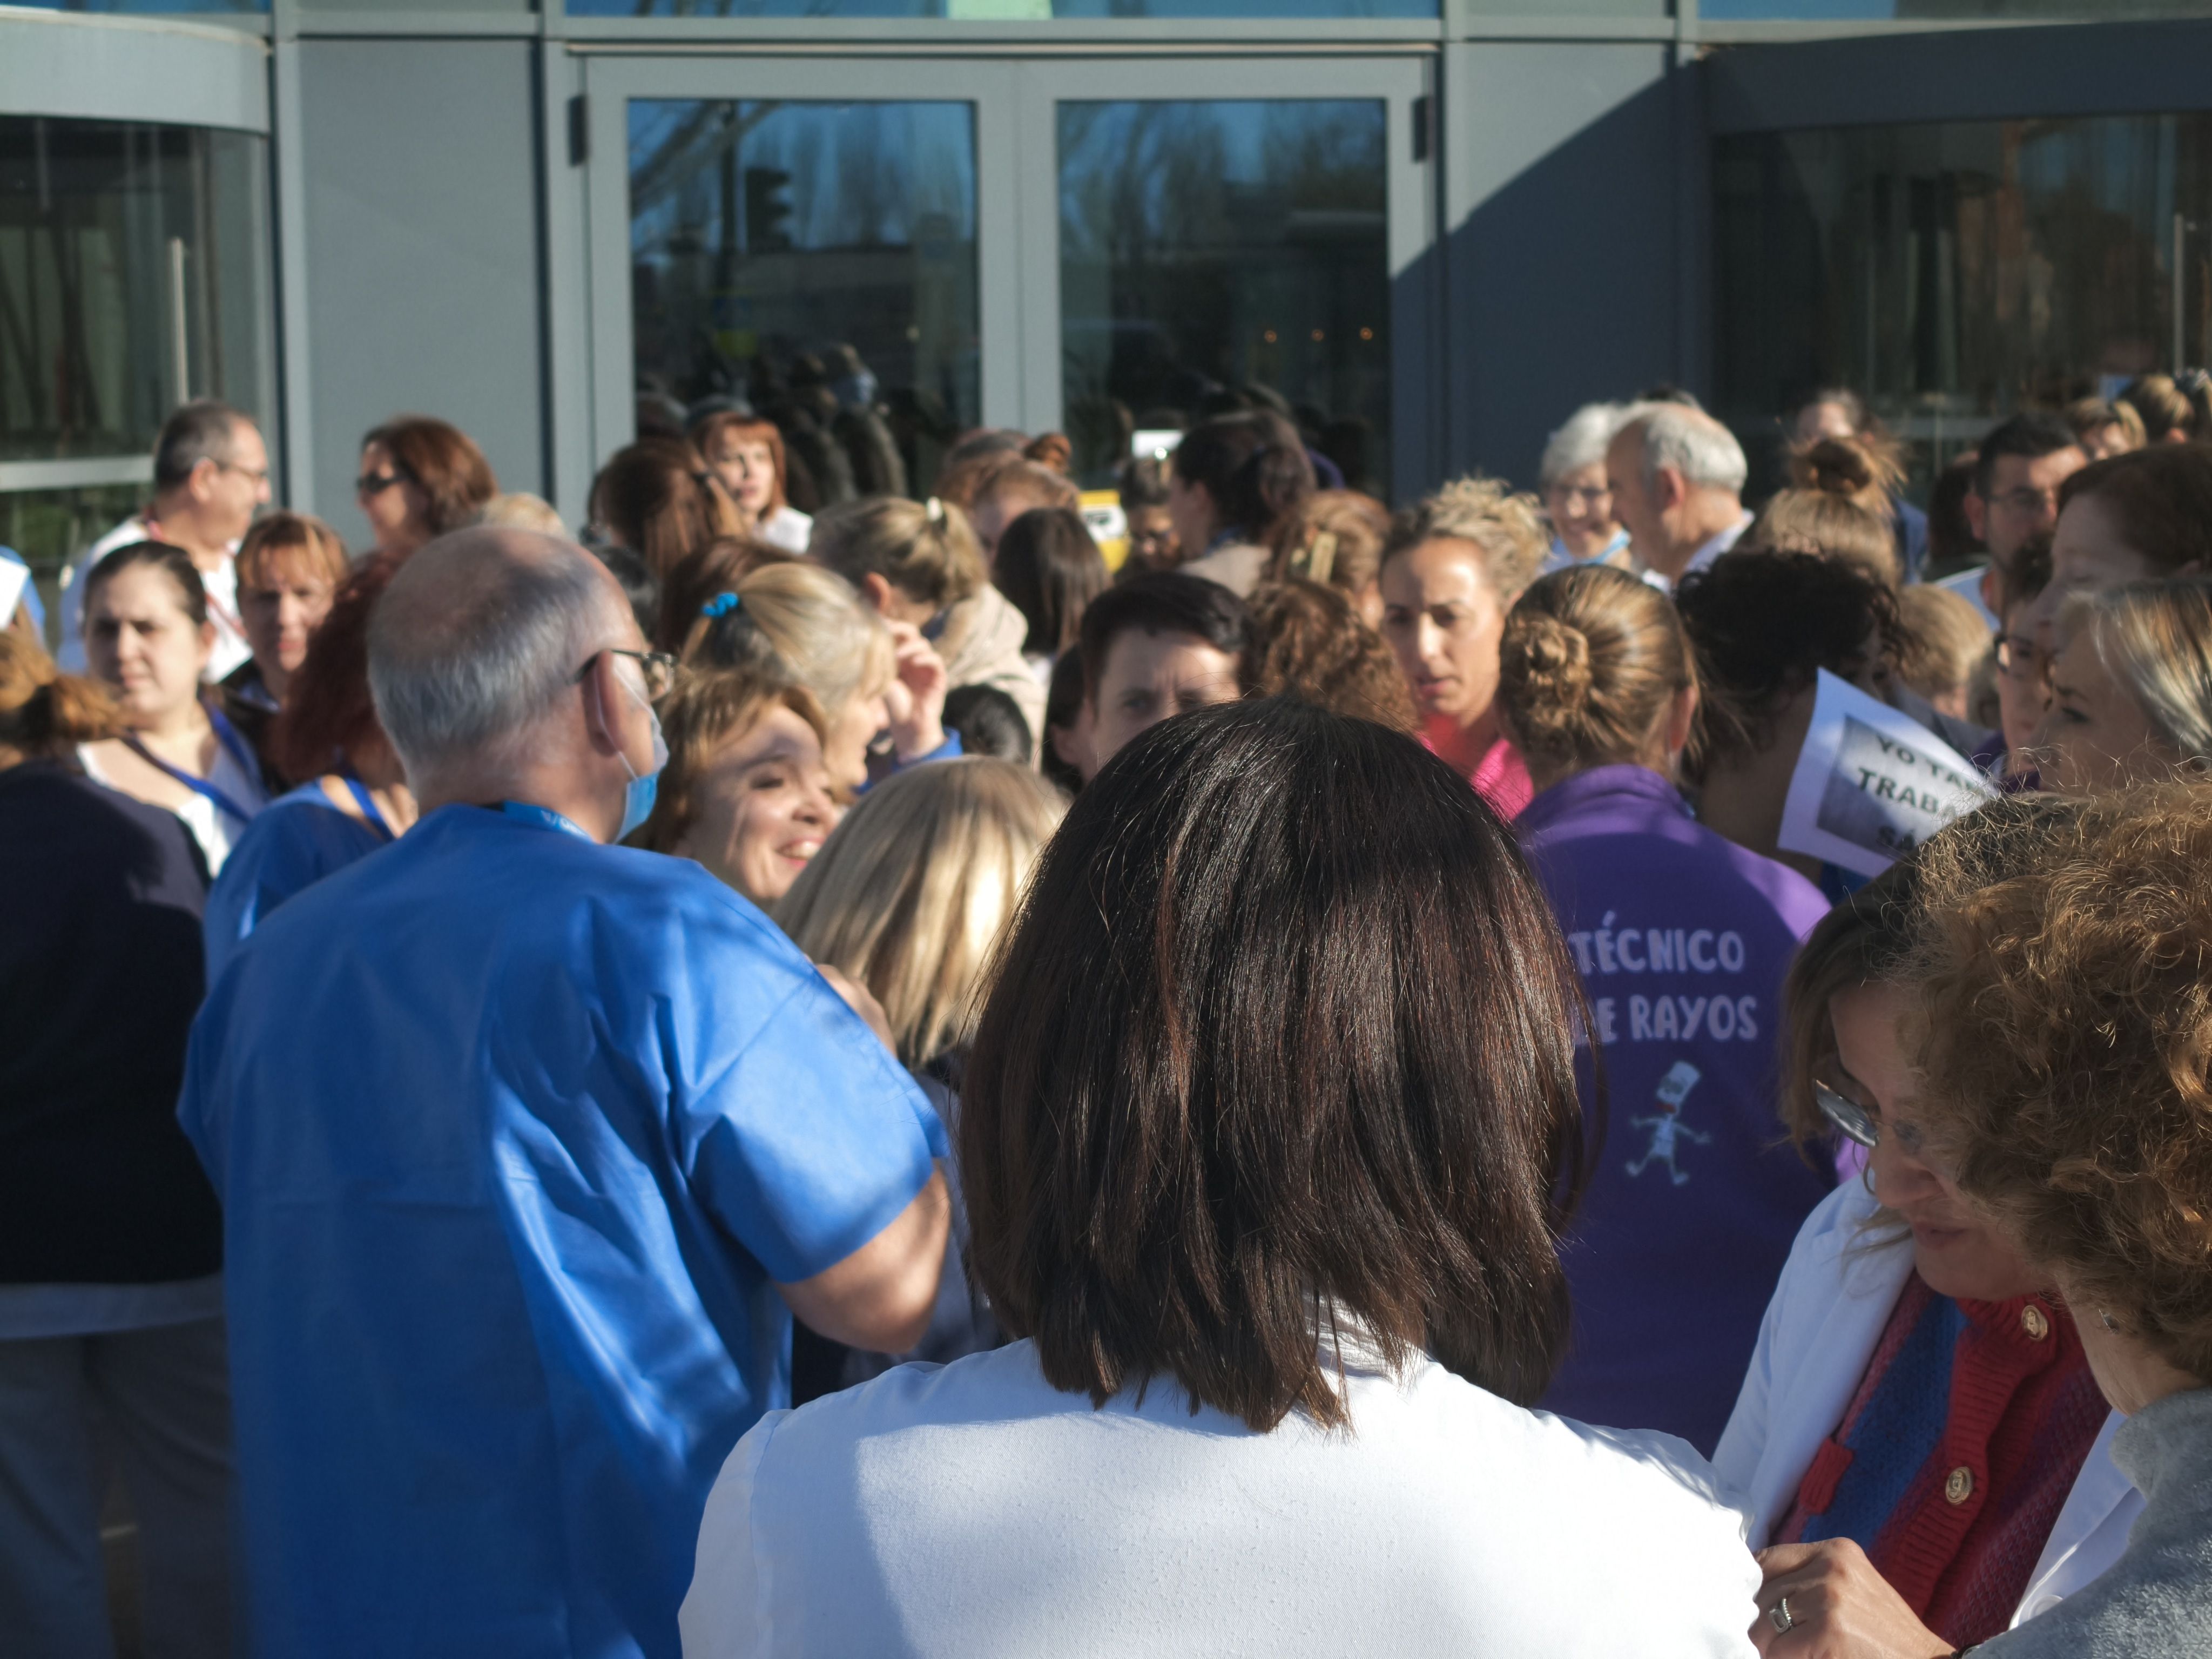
[
  {"xmin": 56, "ymin": 514, "xmax": 252, "ymax": 682},
  {"xmin": 682, "ymin": 1338, "xmax": 1762, "ymax": 1658},
  {"xmin": 77, "ymin": 730, "xmax": 267, "ymax": 875}
]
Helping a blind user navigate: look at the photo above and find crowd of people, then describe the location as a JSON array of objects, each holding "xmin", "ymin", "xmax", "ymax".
[{"xmin": 3, "ymin": 371, "xmax": 2211, "ymax": 1659}]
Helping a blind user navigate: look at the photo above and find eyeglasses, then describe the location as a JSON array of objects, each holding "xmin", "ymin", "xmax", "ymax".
[
  {"xmin": 219, "ymin": 460, "xmax": 271, "ymax": 485},
  {"xmin": 1550, "ymin": 485, "xmax": 1613, "ymax": 509},
  {"xmin": 1989, "ymin": 487, "xmax": 2062, "ymax": 515},
  {"xmin": 578, "ymin": 647, "xmax": 680, "ymax": 702},
  {"xmin": 356, "ymin": 471, "xmax": 406, "ymax": 496},
  {"xmin": 1813, "ymin": 1080, "xmax": 1880, "ymax": 1150}
]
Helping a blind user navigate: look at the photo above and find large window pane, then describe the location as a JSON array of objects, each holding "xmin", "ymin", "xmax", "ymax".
[
  {"xmin": 578, "ymin": 0, "xmax": 1435, "ymax": 21},
  {"xmin": 1058, "ymin": 99, "xmax": 1390, "ymax": 491},
  {"xmin": 1703, "ymin": 1, "xmax": 2211, "ymax": 17},
  {"xmin": 0, "ymin": 117, "xmax": 274, "ymax": 585},
  {"xmin": 630, "ymin": 98, "xmax": 979, "ymax": 502},
  {"xmin": 8, "ymin": 2, "xmax": 264, "ymax": 12},
  {"xmin": 0, "ymin": 118, "xmax": 273, "ymax": 465},
  {"xmin": 1715, "ymin": 114, "xmax": 2212, "ymax": 497}
]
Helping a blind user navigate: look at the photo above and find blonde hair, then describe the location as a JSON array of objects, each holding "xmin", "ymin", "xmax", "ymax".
[
  {"xmin": 773, "ymin": 757, "xmax": 1065, "ymax": 1068},
  {"xmin": 474, "ymin": 493, "xmax": 568, "ymax": 535},
  {"xmin": 0, "ymin": 632, "xmax": 123, "ymax": 757},
  {"xmin": 1750, "ymin": 437, "xmax": 1902, "ymax": 586},
  {"xmin": 1897, "ymin": 584, "xmax": 1992, "ymax": 706},
  {"xmin": 2066, "ymin": 395, "xmax": 2145, "ymax": 453},
  {"xmin": 811, "ymin": 496, "xmax": 987, "ymax": 611},
  {"xmin": 685, "ymin": 559, "xmax": 894, "ymax": 724},
  {"xmin": 2059, "ymin": 577, "xmax": 2212, "ymax": 768},
  {"xmin": 1495, "ymin": 563, "xmax": 1696, "ymax": 777},
  {"xmin": 1381, "ymin": 475, "xmax": 1548, "ymax": 604},
  {"xmin": 237, "ymin": 510, "xmax": 350, "ymax": 593}
]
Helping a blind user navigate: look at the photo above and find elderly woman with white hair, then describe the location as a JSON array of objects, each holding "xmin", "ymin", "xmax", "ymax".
[{"xmin": 1539, "ymin": 402, "xmax": 1633, "ymax": 574}]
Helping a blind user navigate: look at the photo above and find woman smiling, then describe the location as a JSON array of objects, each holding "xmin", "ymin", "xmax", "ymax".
[{"xmin": 635, "ymin": 665, "xmax": 841, "ymax": 907}]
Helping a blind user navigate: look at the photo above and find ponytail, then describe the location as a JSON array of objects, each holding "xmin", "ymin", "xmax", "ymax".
[{"xmin": 0, "ymin": 634, "xmax": 124, "ymax": 753}]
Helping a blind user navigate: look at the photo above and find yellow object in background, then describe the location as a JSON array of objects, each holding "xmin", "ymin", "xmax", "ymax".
[{"xmin": 1081, "ymin": 490, "xmax": 1129, "ymax": 572}]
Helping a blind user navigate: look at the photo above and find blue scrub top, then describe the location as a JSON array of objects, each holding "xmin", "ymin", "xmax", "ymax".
[
  {"xmin": 1519, "ymin": 765, "xmax": 1834, "ymax": 1456},
  {"xmin": 203, "ymin": 780, "xmax": 392, "ymax": 983},
  {"xmin": 179, "ymin": 803, "xmax": 940, "ymax": 1658}
]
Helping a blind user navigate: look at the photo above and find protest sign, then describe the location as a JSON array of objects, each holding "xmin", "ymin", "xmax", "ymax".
[{"xmin": 1776, "ymin": 669, "xmax": 1997, "ymax": 880}]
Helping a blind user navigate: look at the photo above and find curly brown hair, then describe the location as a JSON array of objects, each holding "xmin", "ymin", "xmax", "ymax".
[
  {"xmin": 1380, "ymin": 475, "xmax": 1548, "ymax": 606},
  {"xmin": 1247, "ymin": 578, "xmax": 1415, "ymax": 732},
  {"xmin": 1911, "ymin": 786, "xmax": 2212, "ymax": 1382}
]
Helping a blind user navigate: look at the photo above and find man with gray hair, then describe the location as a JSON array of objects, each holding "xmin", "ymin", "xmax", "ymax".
[
  {"xmin": 57, "ymin": 399, "xmax": 270, "ymax": 677},
  {"xmin": 1604, "ymin": 402, "xmax": 1755, "ymax": 589},
  {"xmin": 179, "ymin": 527, "xmax": 948, "ymax": 1657}
]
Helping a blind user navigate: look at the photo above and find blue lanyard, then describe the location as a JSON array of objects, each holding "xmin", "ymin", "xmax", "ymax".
[
  {"xmin": 339, "ymin": 774, "xmax": 395, "ymax": 842},
  {"xmin": 208, "ymin": 706, "xmax": 262, "ymax": 782},
  {"xmin": 125, "ymin": 712, "xmax": 260, "ymax": 828},
  {"xmin": 497, "ymin": 800, "xmax": 595, "ymax": 841}
]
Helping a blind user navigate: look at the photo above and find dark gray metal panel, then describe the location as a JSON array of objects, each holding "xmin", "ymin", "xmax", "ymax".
[
  {"xmin": 1441, "ymin": 39, "xmax": 1681, "ymax": 493},
  {"xmin": 1706, "ymin": 18, "xmax": 2212, "ymax": 135},
  {"xmin": 298, "ymin": 38, "xmax": 545, "ymax": 547}
]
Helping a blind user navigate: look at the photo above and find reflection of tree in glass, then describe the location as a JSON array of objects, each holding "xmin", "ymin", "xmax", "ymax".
[
  {"xmin": 619, "ymin": 0, "xmax": 940, "ymax": 18},
  {"xmin": 1058, "ymin": 100, "xmax": 1388, "ymax": 480},
  {"xmin": 625, "ymin": 97, "xmax": 981, "ymax": 467}
]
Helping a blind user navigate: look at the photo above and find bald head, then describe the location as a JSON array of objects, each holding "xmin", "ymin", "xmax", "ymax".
[{"xmin": 369, "ymin": 527, "xmax": 633, "ymax": 780}]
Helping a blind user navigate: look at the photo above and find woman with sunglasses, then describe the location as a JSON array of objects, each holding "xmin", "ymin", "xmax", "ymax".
[
  {"xmin": 355, "ymin": 416, "xmax": 498, "ymax": 558},
  {"xmin": 1712, "ymin": 837, "xmax": 2136, "ymax": 1656}
]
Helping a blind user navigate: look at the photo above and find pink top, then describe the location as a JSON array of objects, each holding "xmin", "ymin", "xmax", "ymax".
[
  {"xmin": 1420, "ymin": 731, "xmax": 1534, "ymax": 818},
  {"xmin": 1468, "ymin": 736, "xmax": 1534, "ymax": 818}
]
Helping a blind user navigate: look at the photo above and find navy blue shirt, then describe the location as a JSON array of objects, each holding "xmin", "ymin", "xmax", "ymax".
[
  {"xmin": 1521, "ymin": 764, "xmax": 1834, "ymax": 1454},
  {"xmin": 0, "ymin": 761, "xmax": 217, "ymax": 1284}
]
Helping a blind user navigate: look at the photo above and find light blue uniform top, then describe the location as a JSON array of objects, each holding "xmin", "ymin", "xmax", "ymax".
[
  {"xmin": 202, "ymin": 780, "xmax": 393, "ymax": 984},
  {"xmin": 179, "ymin": 802, "xmax": 941, "ymax": 1658}
]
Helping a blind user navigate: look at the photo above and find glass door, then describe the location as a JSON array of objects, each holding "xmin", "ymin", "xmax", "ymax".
[
  {"xmin": 583, "ymin": 53, "xmax": 1436, "ymax": 501},
  {"xmin": 1017, "ymin": 56, "xmax": 1438, "ymax": 502},
  {"xmin": 584, "ymin": 56, "xmax": 1026, "ymax": 495}
]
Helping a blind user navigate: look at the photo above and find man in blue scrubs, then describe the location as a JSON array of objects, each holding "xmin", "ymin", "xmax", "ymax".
[{"xmin": 179, "ymin": 528, "xmax": 948, "ymax": 1657}]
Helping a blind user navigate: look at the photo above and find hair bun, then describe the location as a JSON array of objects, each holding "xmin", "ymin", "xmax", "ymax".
[
  {"xmin": 1802, "ymin": 436, "xmax": 1876, "ymax": 498},
  {"xmin": 1509, "ymin": 612, "xmax": 1595, "ymax": 715}
]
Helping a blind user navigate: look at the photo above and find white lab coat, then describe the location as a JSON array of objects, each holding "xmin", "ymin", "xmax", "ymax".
[{"xmin": 1712, "ymin": 1178, "xmax": 2141, "ymax": 1629}]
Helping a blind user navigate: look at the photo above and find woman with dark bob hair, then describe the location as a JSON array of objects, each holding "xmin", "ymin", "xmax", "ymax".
[{"xmin": 682, "ymin": 697, "xmax": 1765, "ymax": 1657}]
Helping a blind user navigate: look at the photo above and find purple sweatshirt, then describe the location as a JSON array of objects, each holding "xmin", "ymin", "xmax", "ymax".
[{"xmin": 1520, "ymin": 764, "xmax": 1834, "ymax": 1455}]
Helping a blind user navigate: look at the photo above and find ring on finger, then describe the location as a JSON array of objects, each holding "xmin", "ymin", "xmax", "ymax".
[{"xmin": 1769, "ymin": 1595, "xmax": 1796, "ymax": 1634}]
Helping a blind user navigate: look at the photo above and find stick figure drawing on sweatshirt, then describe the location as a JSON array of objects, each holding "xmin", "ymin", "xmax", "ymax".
[{"xmin": 1625, "ymin": 1060, "xmax": 1710, "ymax": 1186}]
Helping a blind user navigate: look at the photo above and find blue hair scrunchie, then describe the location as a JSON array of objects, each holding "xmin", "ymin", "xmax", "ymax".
[{"xmin": 701, "ymin": 591, "xmax": 742, "ymax": 619}]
